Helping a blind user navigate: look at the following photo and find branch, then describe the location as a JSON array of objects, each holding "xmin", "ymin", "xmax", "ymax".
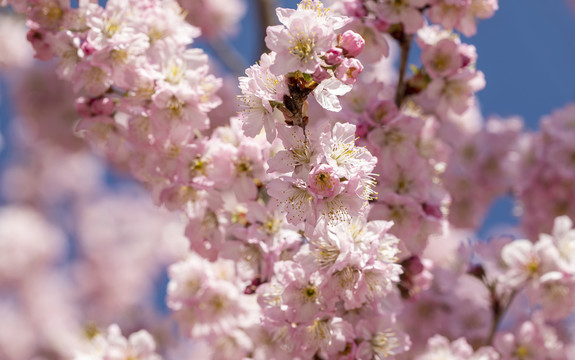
[
  {"xmin": 394, "ymin": 33, "xmax": 413, "ymax": 108},
  {"xmin": 207, "ymin": 36, "xmax": 249, "ymax": 76},
  {"xmin": 255, "ymin": 0, "xmax": 278, "ymax": 54},
  {"xmin": 486, "ymin": 288, "xmax": 518, "ymax": 346}
]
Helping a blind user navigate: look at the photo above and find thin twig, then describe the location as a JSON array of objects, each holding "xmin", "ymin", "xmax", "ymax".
[
  {"xmin": 255, "ymin": 0, "xmax": 278, "ymax": 54},
  {"xmin": 394, "ymin": 33, "xmax": 413, "ymax": 108},
  {"xmin": 486, "ymin": 288, "xmax": 518, "ymax": 346}
]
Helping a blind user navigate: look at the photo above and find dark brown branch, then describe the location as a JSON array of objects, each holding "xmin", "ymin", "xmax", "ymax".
[{"xmin": 394, "ymin": 33, "xmax": 413, "ymax": 108}]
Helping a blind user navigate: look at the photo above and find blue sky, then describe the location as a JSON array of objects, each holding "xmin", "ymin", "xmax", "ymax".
[{"xmin": 468, "ymin": 0, "xmax": 575, "ymax": 130}]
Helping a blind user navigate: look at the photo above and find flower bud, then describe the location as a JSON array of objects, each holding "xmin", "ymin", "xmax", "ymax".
[
  {"xmin": 75, "ymin": 97, "xmax": 92, "ymax": 117},
  {"xmin": 313, "ymin": 66, "xmax": 331, "ymax": 83},
  {"xmin": 324, "ymin": 47, "xmax": 343, "ymax": 66},
  {"xmin": 26, "ymin": 29, "xmax": 53, "ymax": 61},
  {"xmin": 92, "ymin": 97, "xmax": 115, "ymax": 116},
  {"xmin": 340, "ymin": 30, "xmax": 365, "ymax": 58}
]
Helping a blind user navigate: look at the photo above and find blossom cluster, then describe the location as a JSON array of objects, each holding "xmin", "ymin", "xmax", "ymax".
[
  {"xmin": 167, "ymin": 253, "xmax": 260, "ymax": 349},
  {"xmin": 414, "ymin": 26, "xmax": 486, "ymax": 118},
  {"xmin": 73, "ymin": 324, "xmax": 162, "ymax": 360},
  {"xmin": 336, "ymin": 0, "xmax": 497, "ymax": 39},
  {"xmin": 257, "ymin": 219, "xmax": 406, "ymax": 358},
  {"xmin": 4, "ymin": 0, "xmax": 222, "ymax": 201},
  {"xmin": 493, "ymin": 216, "xmax": 575, "ymax": 321},
  {"xmin": 441, "ymin": 114, "xmax": 523, "ymax": 229},
  {"xmin": 415, "ymin": 335, "xmax": 498, "ymax": 360},
  {"xmin": 457, "ymin": 216, "xmax": 575, "ymax": 358},
  {"xmin": 0, "ymin": 62, "xmax": 188, "ymax": 360},
  {"xmin": 514, "ymin": 104, "xmax": 575, "ymax": 238},
  {"xmin": 239, "ymin": 0, "xmax": 368, "ymax": 140},
  {"xmin": 322, "ymin": 75, "xmax": 448, "ymax": 256},
  {"xmin": 266, "ymin": 0, "xmax": 365, "ymax": 88},
  {"xmin": 6, "ymin": 0, "xmax": 575, "ymax": 359},
  {"xmin": 268, "ymin": 122, "xmax": 377, "ymax": 230},
  {"xmin": 239, "ymin": 1, "xmax": 379, "ymax": 236}
]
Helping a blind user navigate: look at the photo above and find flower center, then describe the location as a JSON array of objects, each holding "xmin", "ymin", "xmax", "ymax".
[
  {"xmin": 103, "ymin": 17, "xmax": 121, "ymax": 37},
  {"xmin": 371, "ymin": 330, "xmax": 399, "ymax": 358},
  {"xmin": 314, "ymin": 241, "xmax": 340, "ymax": 268},
  {"xmin": 235, "ymin": 157, "xmax": 253, "ymax": 175},
  {"xmin": 290, "ymin": 35, "xmax": 315, "ymax": 62},
  {"xmin": 189, "ymin": 156, "xmax": 209, "ymax": 177},
  {"xmin": 431, "ymin": 51, "xmax": 453, "ymax": 73},
  {"xmin": 302, "ymin": 283, "xmax": 318, "ymax": 302},
  {"xmin": 262, "ymin": 216, "xmax": 281, "ymax": 235},
  {"xmin": 165, "ymin": 59, "xmax": 186, "ymax": 84},
  {"xmin": 514, "ymin": 345, "xmax": 530, "ymax": 359},
  {"xmin": 316, "ymin": 172, "xmax": 332, "ymax": 189},
  {"xmin": 167, "ymin": 96, "xmax": 184, "ymax": 118}
]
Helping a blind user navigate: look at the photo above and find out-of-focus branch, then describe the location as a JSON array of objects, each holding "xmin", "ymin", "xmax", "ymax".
[
  {"xmin": 486, "ymin": 288, "xmax": 518, "ymax": 346},
  {"xmin": 394, "ymin": 33, "xmax": 413, "ymax": 108},
  {"xmin": 256, "ymin": 0, "xmax": 277, "ymax": 54},
  {"xmin": 207, "ymin": 36, "xmax": 249, "ymax": 76}
]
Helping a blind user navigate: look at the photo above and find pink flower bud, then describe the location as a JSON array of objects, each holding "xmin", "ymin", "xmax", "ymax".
[
  {"xmin": 340, "ymin": 30, "xmax": 365, "ymax": 57},
  {"xmin": 80, "ymin": 40, "xmax": 96, "ymax": 57},
  {"xmin": 75, "ymin": 97, "xmax": 92, "ymax": 117},
  {"xmin": 92, "ymin": 97, "xmax": 115, "ymax": 116},
  {"xmin": 422, "ymin": 202, "xmax": 442, "ymax": 219},
  {"xmin": 355, "ymin": 120, "xmax": 370, "ymax": 138},
  {"xmin": 459, "ymin": 44, "xmax": 477, "ymax": 68},
  {"xmin": 312, "ymin": 66, "xmax": 331, "ymax": 83},
  {"xmin": 26, "ymin": 29, "xmax": 53, "ymax": 61},
  {"xmin": 461, "ymin": 54, "xmax": 471, "ymax": 68},
  {"xmin": 324, "ymin": 47, "xmax": 343, "ymax": 66},
  {"xmin": 403, "ymin": 256, "xmax": 424, "ymax": 275}
]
